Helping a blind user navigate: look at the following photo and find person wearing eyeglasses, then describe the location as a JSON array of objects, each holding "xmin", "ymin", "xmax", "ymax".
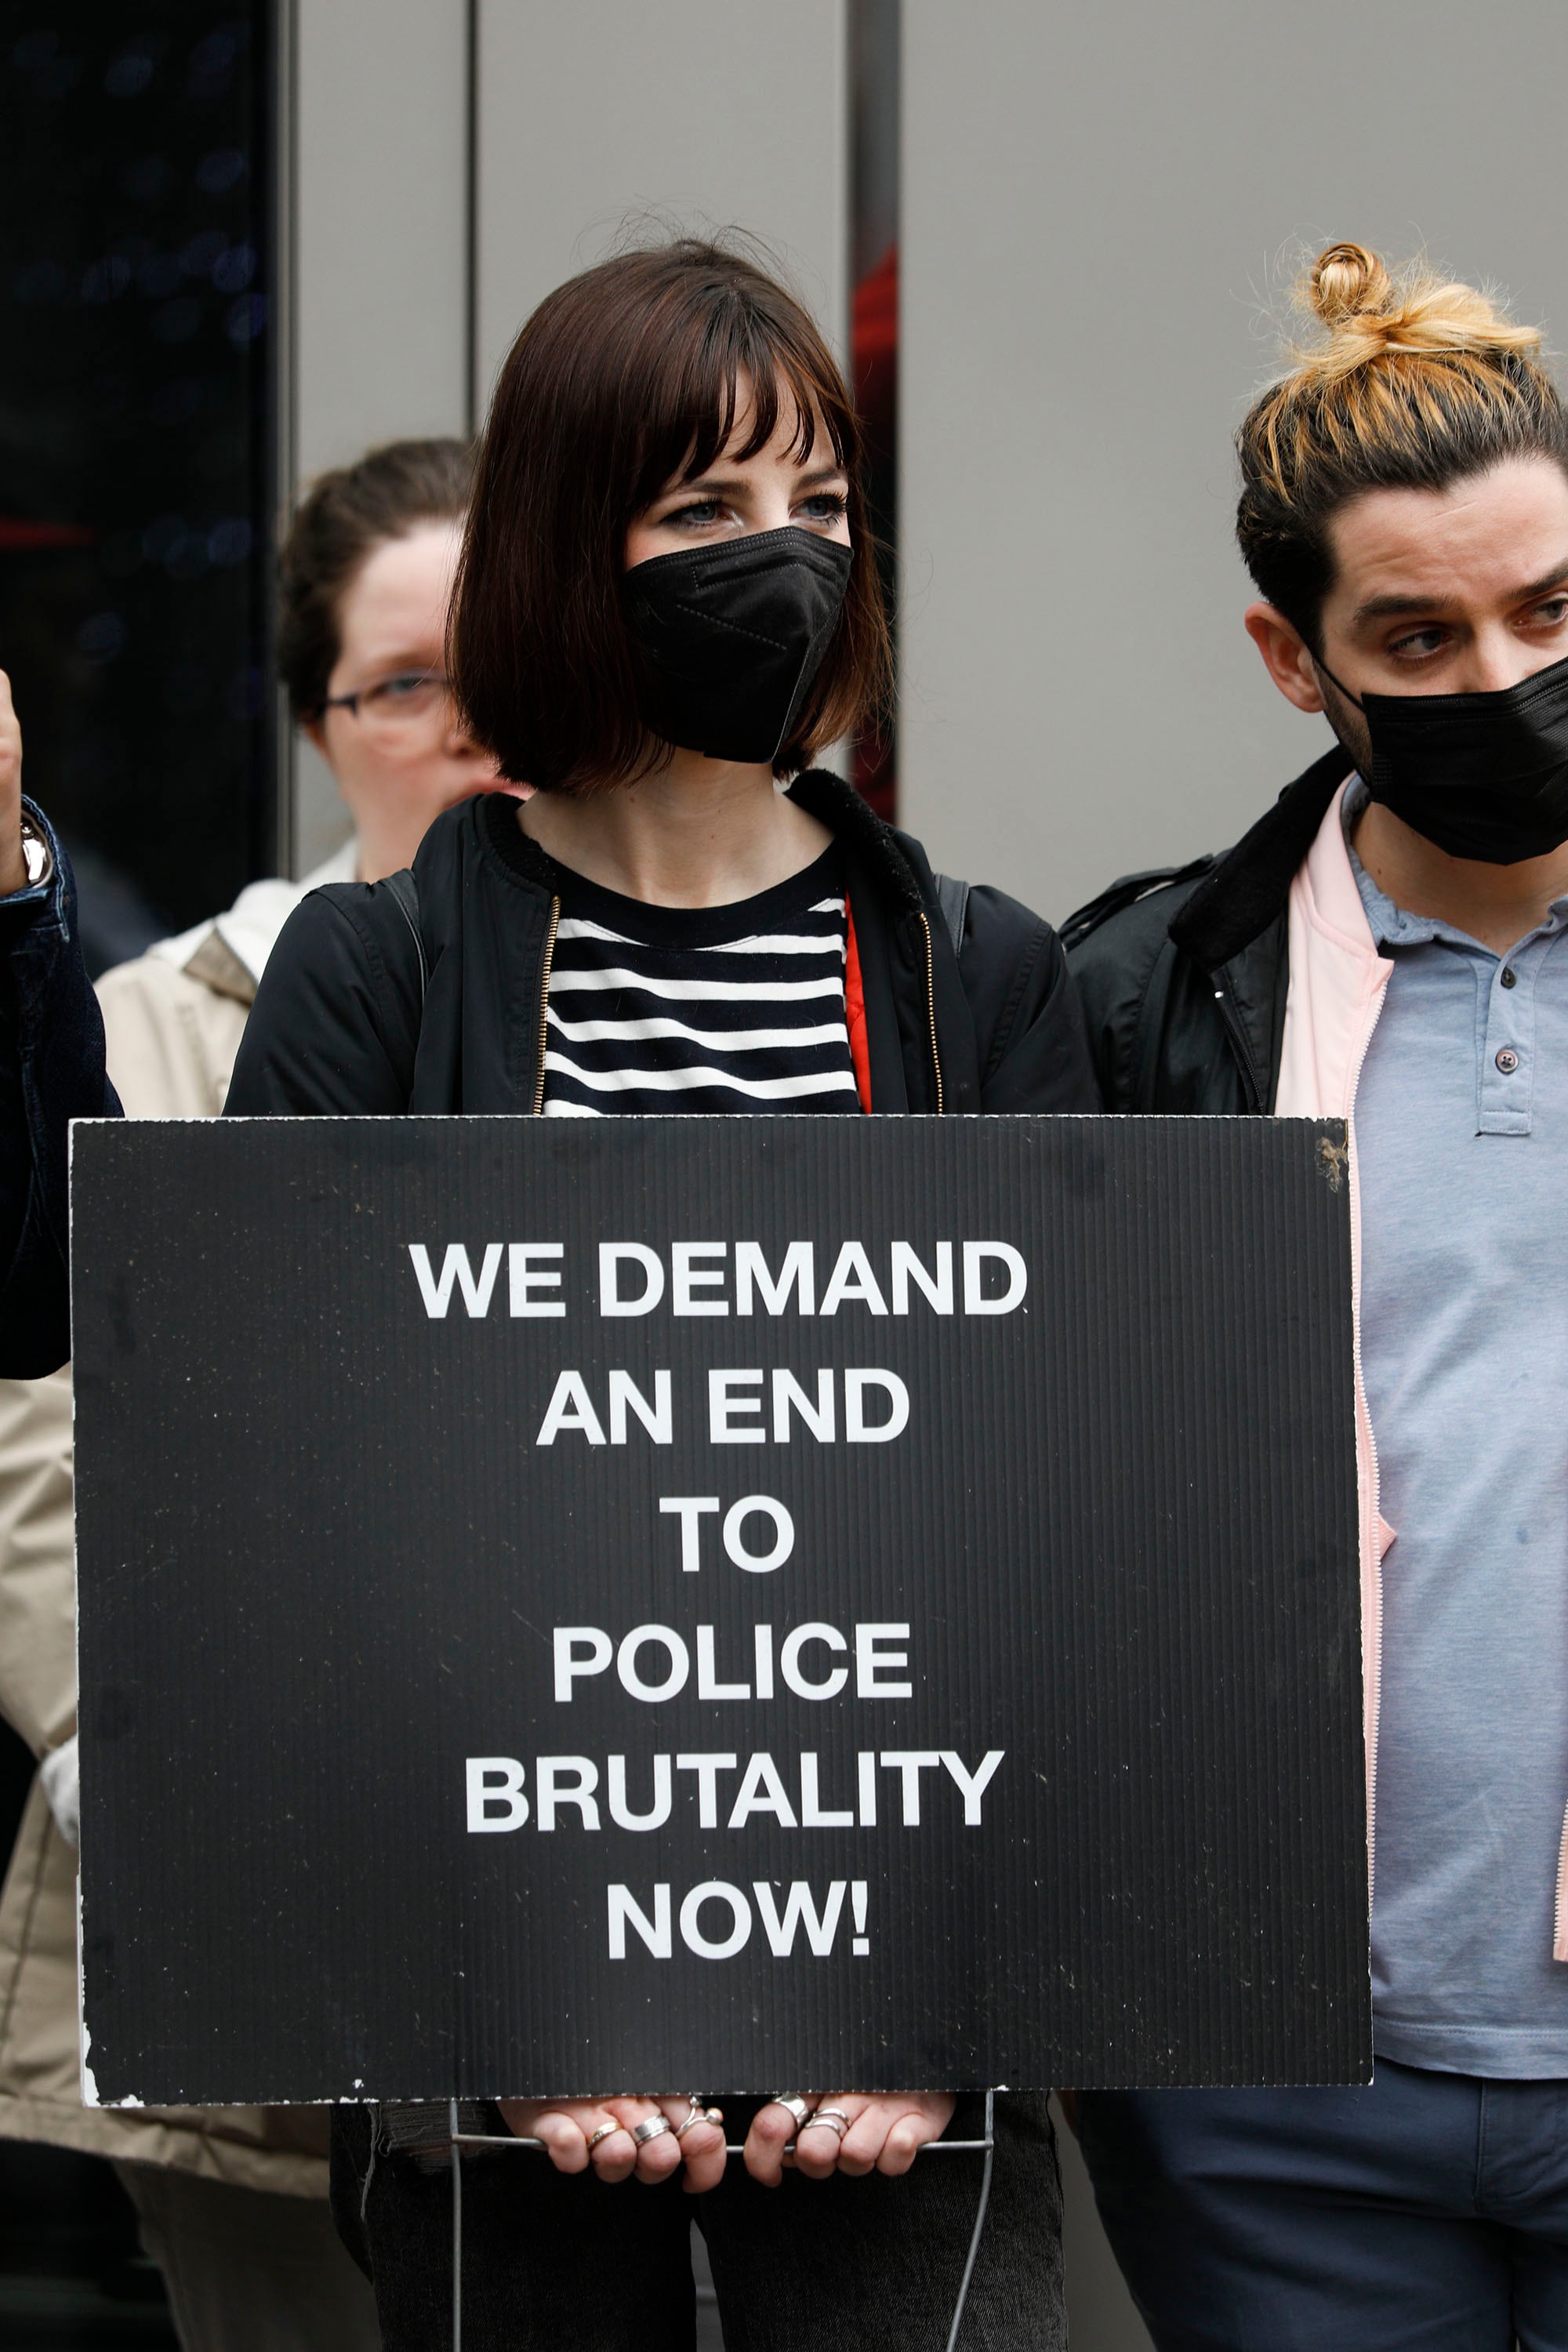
[
  {"xmin": 103, "ymin": 434, "xmax": 503, "ymax": 1107},
  {"xmin": 0, "ymin": 436, "xmax": 502, "ymax": 2352}
]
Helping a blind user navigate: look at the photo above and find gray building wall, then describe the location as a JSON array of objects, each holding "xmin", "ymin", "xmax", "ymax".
[
  {"xmin": 290, "ymin": 0, "xmax": 470, "ymax": 872},
  {"xmin": 900, "ymin": 0, "xmax": 1568, "ymax": 924},
  {"xmin": 473, "ymin": 0, "xmax": 848, "ymax": 390}
]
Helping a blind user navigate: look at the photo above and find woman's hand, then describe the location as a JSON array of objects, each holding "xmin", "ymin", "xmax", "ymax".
[
  {"xmin": 496, "ymin": 2094, "xmax": 727, "ymax": 2193},
  {"xmin": 745, "ymin": 2092, "xmax": 956, "ymax": 2185},
  {"xmin": 0, "ymin": 673, "xmax": 25, "ymax": 896}
]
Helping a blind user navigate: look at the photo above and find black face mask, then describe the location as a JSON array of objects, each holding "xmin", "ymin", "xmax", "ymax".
[
  {"xmin": 623, "ymin": 524, "xmax": 853, "ymax": 764},
  {"xmin": 1318, "ymin": 648, "xmax": 1568, "ymax": 864}
]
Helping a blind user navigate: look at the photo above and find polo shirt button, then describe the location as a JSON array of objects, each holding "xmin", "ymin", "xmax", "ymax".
[
  {"xmin": 1496, "ymin": 1046, "xmax": 1520, "ymax": 1073},
  {"xmin": 1501, "ymin": 967, "xmax": 1518, "ymax": 988}
]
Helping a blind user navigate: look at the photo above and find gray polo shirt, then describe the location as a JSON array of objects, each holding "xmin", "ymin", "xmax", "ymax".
[{"xmin": 1347, "ymin": 786, "xmax": 1568, "ymax": 2076}]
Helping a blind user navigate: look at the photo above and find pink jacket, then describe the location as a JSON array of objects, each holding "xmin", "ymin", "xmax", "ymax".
[{"xmin": 1276, "ymin": 782, "xmax": 1568, "ymax": 1960}]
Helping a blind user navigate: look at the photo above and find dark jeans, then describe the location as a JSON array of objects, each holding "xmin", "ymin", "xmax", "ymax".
[
  {"xmin": 332, "ymin": 2096, "xmax": 1062, "ymax": 2351},
  {"xmin": 1079, "ymin": 2060, "xmax": 1568, "ymax": 2351}
]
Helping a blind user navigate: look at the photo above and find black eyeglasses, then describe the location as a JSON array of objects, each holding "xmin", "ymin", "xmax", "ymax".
[{"xmin": 321, "ymin": 670, "xmax": 453, "ymax": 735}]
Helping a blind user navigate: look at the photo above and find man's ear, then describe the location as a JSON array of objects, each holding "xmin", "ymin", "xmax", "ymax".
[
  {"xmin": 1243, "ymin": 603, "xmax": 1326, "ymax": 715},
  {"xmin": 303, "ymin": 717, "xmax": 327, "ymax": 759}
]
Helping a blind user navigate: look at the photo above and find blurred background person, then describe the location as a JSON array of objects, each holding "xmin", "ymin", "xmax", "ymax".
[
  {"xmin": 0, "ymin": 432, "xmax": 496, "ymax": 2352},
  {"xmin": 84, "ymin": 436, "xmax": 492, "ymax": 1111}
]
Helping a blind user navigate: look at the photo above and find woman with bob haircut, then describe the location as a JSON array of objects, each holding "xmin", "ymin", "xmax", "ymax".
[{"xmin": 229, "ymin": 236, "xmax": 1087, "ymax": 2350}]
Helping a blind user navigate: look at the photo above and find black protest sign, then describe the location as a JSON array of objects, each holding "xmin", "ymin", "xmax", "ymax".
[{"xmin": 71, "ymin": 1115, "xmax": 1368, "ymax": 2105}]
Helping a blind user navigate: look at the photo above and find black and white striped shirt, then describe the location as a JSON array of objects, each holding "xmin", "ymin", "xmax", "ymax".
[{"xmin": 541, "ymin": 847, "xmax": 858, "ymax": 1116}]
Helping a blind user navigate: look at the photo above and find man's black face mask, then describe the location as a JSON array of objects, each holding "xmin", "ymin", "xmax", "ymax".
[
  {"xmin": 623, "ymin": 525, "xmax": 853, "ymax": 766},
  {"xmin": 1319, "ymin": 648, "xmax": 1568, "ymax": 864}
]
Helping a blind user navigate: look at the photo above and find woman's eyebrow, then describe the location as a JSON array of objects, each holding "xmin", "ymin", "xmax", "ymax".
[
  {"xmin": 670, "ymin": 462, "xmax": 848, "ymax": 499},
  {"xmin": 670, "ymin": 472, "xmax": 747, "ymax": 499}
]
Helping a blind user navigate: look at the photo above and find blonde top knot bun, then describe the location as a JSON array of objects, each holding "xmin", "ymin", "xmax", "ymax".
[
  {"xmin": 1309, "ymin": 242, "xmax": 1393, "ymax": 329},
  {"xmin": 1288, "ymin": 241, "xmax": 1542, "ymax": 389}
]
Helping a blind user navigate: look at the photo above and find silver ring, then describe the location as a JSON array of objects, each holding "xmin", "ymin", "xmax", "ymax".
[
  {"xmin": 674, "ymin": 2095, "xmax": 720, "ymax": 2139},
  {"xmin": 586, "ymin": 2122, "xmax": 623, "ymax": 2154},
  {"xmin": 632, "ymin": 2115, "xmax": 672, "ymax": 2147},
  {"xmin": 767, "ymin": 2094, "xmax": 816, "ymax": 2131},
  {"xmin": 801, "ymin": 2106, "xmax": 851, "ymax": 2140}
]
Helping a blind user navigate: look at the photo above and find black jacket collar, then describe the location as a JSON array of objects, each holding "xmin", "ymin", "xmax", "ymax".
[
  {"xmin": 468, "ymin": 771, "xmax": 958, "ymax": 1115},
  {"xmin": 1169, "ymin": 744, "xmax": 1351, "ymax": 973},
  {"xmin": 788, "ymin": 770, "xmax": 929, "ymax": 916}
]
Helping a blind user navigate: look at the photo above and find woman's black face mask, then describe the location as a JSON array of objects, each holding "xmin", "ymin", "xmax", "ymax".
[
  {"xmin": 623, "ymin": 525, "xmax": 853, "ymax": 766},
  {"xmin": 1318, "ymin": 648, "xmax": 1568, "ymax": 864}
]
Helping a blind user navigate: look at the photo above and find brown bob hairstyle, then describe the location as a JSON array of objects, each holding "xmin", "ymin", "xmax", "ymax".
[{"xmin": 451, "ymin": 237, "xmax": 891, "ymax": 792}]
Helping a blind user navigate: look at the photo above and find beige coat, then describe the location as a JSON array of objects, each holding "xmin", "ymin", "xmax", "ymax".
[{"xmin": 0, "ymin": 849, "xmax": 354, "ymax": 2193}]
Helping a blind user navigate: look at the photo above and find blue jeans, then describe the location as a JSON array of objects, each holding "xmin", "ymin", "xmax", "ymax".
[{"xmin": 1079, "ymin": 2062, "xmax": 1568, "ymax": 2350}]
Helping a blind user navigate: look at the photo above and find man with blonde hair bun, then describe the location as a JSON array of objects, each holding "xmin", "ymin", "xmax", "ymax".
[{"xmin": 1065, "ymin": 243, "xmax": 1568, "ymax": 2347}]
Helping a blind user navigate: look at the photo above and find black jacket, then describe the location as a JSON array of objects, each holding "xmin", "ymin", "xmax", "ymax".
[
  {"xmin": 227, "ymin": 772, "xmax": 1095, "ymax": 1120},
  {"xmin": 2, "ymin": 802, "xmax": 120, "ymax": 1377},
  {"xmin": 1062, "ymin": 745, "xmax": 1352, "ymax": 1116}
]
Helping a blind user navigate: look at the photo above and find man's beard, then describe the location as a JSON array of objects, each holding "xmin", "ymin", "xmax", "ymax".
[{"xmin": 1311, "ymin": 659, "xmax": 1374, "ymax": 782}]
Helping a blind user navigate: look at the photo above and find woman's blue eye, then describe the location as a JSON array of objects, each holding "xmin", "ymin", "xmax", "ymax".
[
  {"xmin": 800, "ymin": 492, "xmax": 848, "ymax": 521},
  {"xmin": 671, "ymin": 501, "xmax": 721, "ymax": 526}
]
